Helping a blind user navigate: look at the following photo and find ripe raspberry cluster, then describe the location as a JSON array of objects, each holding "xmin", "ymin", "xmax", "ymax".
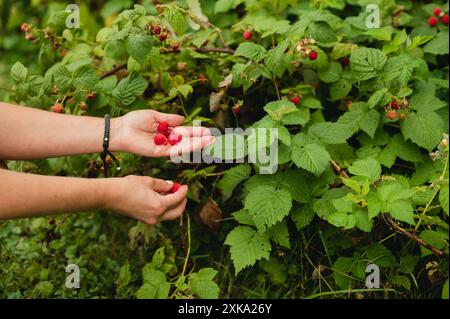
[
  {"xmin": 294, "ymin": 38, "xmax": 318, "ymax": 60},
  {"xmin": 385, "ymin": 98, "xmax": 410, "ymax": 120},
  {"xmin": 154, "ymin": 121, "xmax": 183, "ymax": 146},
  {"xmin": 428, "ymin": 7, "xmax": 449, "ymax": 27}
]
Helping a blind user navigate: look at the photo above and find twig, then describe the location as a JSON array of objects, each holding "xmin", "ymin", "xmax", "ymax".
[
  {"xmin": 330, "ymin": 160, "xmax": 350, "ymax": 178},
  {"xmin": 384, "ymin": 214, "xmax": 446, "ymax": 257},
  {"xmin": 181, "ymin": 213, "xmax": 191, "ymax": 276},
  {"xmin": 160, "ymin": 46, "xmax": 235, "ymax": 54},
  {"xmin": 100, "ymin": 64, "xmax": 127, "ymax": 79}
]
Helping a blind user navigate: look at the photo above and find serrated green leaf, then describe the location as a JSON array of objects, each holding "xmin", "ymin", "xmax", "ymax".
[
  {"xmin": 401, "ymin": 111, "xmax": 445, "ymax": 151},
  {"xmin": 234, "ymin": 42, "xmax": 267, "ymax": 62},
  {"xmin": 244, "ymin": 185, "xmax": 292, "ymax": 231},
  {"xmin": 350, "ymin": 47, "xmax": 387, "ymax": 81},
  {"xmin": 189, "ymin": 268, "xmax": 219, "ymax": 299},
  {"xmin": 218, "ymin": 164, "xmax": 251, "ymax": 201},
  {"xmin": 125, "ymin": 34, "xmax": 152, "ymax": 65},
  {"xmin": 224, "ymin": 226, "xmax": 271, "ymax": 274},
  {"xmin": 348, "ymin": 157, "xmax": 381, "ymax": 183}
]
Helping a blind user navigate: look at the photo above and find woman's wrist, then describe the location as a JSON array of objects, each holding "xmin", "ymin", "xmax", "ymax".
[{"xmin": 109, "ymin": 116, "xmax": 124, "ymax": 152}]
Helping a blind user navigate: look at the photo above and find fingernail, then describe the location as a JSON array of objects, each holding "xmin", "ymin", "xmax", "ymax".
[{"xmin": 165, "ymin": 180, "xmax": 174, "ymax": 185}]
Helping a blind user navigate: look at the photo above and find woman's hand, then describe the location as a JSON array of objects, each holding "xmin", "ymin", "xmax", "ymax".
[
  {"xmin": 106, "ymin": 175, "xmax": 188, "ymax": 224},
  {"xmin": 112, "ymin": 110, "xmax": 215, "ymax": 158}
]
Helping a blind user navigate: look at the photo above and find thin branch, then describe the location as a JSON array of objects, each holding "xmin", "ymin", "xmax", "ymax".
[
  {"xmin": 330, "ymin": 160, "xmax": 350, "ymax": 178},
  {"xmin": 100, "ymin": 64, "xmax": 127, "ymax": 79},
  {"xmin": 160, "ymin": 46, "xmax": 235, "ymax": 54},
  {"xmin": 384, "ymin": 214, "xmax": 446, "ymax": 257}
]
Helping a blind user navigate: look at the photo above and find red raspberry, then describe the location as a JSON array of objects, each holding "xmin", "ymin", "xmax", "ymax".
[
  {"xmin": 386, "ymin": 111, "xmax": 397, "ymax": 120},
  {"xmin": 434, "ymin": 8, "xmax": 442, "ymax": 17},
  {"xmin": 158, "ymin": 33, "xmax": 168, "ymax": 41},
  {"xmin": 157, "ymin": 121, "xmax": 170, "ymax": 134},
  {"xmin": 290, "ymin": 95, "xmax": 300, "ymax": 105},
  {"xmin": 171, "ymin": 42, "xmax": 180, "ymax": 51},
  {"xmin": 231, "ymin": 105, "xmax": 241, "ymax": 114},
  {"xmin": 243, "ymin": 31, "xmax": 252, "ymax": 41},
  {"xmin": 429, "ymin": 16, "xmax": 438, "ymax": 27},
  {"xmin": 341, "ymin": 56, "xmax": 350, "ymax": 67},
  {"xmin": 442, "ymin": 14, "xmax": 449, "ymax": 25},
  {"xmin": 168, "ymin": 134, "xmax": 182, "ymax": 145},
  {"xmin": 308, "ymin": 51, "xmax": 318, "ymax": 60},
  {"xmin": 51, "ymin": 103, "xmax": 64, "ymax": 113},
  {"xmin": 20, "ymin": 23, "xmax": 29, "ymax": 33},
  {"xmin": 154, "ymin": 133, "xmax": 168, "ymax": 145},
  {"xmin": 152, "ymin": 25, "xmax": 161, "ymax": 35},
  {"xmin": 170, "ymin": 182, "xmax": 181, "ymax": 193},
  {"xmin": 391, "ymin": 100, "xmax": 399, "ymax": 110},
  {"xmin": 87, "ymin": 91, "xmax": 96, "ymax": 100}
]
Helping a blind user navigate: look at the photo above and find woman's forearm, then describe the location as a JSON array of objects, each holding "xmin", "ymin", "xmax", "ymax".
[
  {"xmin": 0, "ymin": 168, "xmax": 113, "ymax": 219},
  {"xmin": 0, "ymin": 102, "xmax": 122, "ymax": 160}
]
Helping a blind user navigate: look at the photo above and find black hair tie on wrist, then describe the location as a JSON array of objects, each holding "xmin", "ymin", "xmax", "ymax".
[{"xmin": 101, "ymin": 114, "xmax": 121, "ymax": 177}]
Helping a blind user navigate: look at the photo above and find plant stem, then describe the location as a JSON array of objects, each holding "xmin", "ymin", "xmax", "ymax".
[
  {"xmin": 181, "ymin": 213, "xmax": 191, "ymax": 276},
  {"xmin": 271, "ymin": 75, "xmax": 280, "ymax": 100},
  {"xmin": 304, "ymin": 288, "xmax": 397, "ymax": 299}
]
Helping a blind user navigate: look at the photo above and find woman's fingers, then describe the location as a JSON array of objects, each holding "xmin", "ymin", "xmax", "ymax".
[
  {"xmin": 161, "ymin": 185, "xmax": 189, "ymax": 208},
  {"xmin": 153, "ymin": 111, "xmax": 185, "ymax": 127},
  {"xmin": 171, "ymin": 126, "xmax": 213, "ymax": 137},
  {"xmin": 169, "ymin": 135, "xmax": 216, "ymax": 156},
  {"xmin": 159, "ymin": 198, "xmax": 187, "ymax": 221},
  {"xmin": 150, "ymin": 178, "xmax": 174, "ymax": 193}
]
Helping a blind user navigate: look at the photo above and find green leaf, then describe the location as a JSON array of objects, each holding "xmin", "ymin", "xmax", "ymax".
[
  {"xmin": 330, "ymin": 78, "xmax": 352, "ymax": 101},
  {"xmin": 11, "ymin": 62, "xmax": 28, "ymax": 82},
  {"xmin": 291, "ymin": 204, "xmax": 315, "ymax": 230},
  {"xmin": 264, "ymin": 100, "xmax": 297, "ymax": 121},
  {"xmin": 308, "ymin": 122, "xmax": 354, "ymax": 145},
  {"xmin": 267, "ymin": 222, "xmax": 290, "ymax": 248},
  {"xmin": 164, "ymin": 5, "xmax": 185, "ymax": 35},
  {"xmin": 440, "ymin": 184, "xmax": 449, "ymax": 216},
  {"xmin": 137, "ymin": 269, "xmax": 170, "ymax": 299},
  {"xmin": 244, "ymin": 185, "xmax": 292, "ymax": 231},
  {"xmin": 125, "ymin": 34, "xmax": 152, "ymax": 65},
  {"xmin": 348, "ymin": 157, "xmax": 381, "ymax": 183},
  {"xmin": 442, "ymin": 279, "xmax": 449, "ymax": 299},
  {"xmin": 424, "ymin": 31, "xmax": 449, "ymax": 55},
  {"xmin": 338, "ymin": 102, "xmax": 380, "ymax": 138},
  {"xmin": 73, "ymin": 65, "xmax": 99, "ymax": 90},
  {"xmin": 291, "ymin": 135, "xmax": 331, "ymax": 175},
  {"xmin": 409, "ymin": 92, "xmax": 447, "ymax": 113},
  {"xmin": 327, "ymin": 211, "xmax": 356, "ymax": 229},
  {"xmin": 305, "ymin": 21, "xmax": 337, "ymax": 43},
  {"xmin": 217, "ymin": 164, "xmax": 251, "ymax": 201},
  {"xmin": 151, "ymin": 247, "xmax": 165, "ymax": 269},
  {"xmin": 189, "ymin": 268, "xmax": 219, "ymax": 299},
  {"xmin": 354, "ymin": 210, "xmax": 373, "ymax": 232},
  {"xmin": 318, "ymin": 62, "xmax": 342, "ymax": 83},
  {"xmin": 365, "ymin": 243, "xmax": 395, "ymax": 267},
  {"xmin": 401, "ymin": 111, "xmax": 445, "ymax": 151},
  {"xmin": 419, "ymin": 230, "xmax": 448, "ymax": 256},
  {"xmin": 232, "ymin": 209, "xmax": 255, "ymax": 226},
  {"xmin": 224, "ymin": 226, "xmax": 271, "ymax": 274},
  {"xmin": 265, "ymin": 41, "xmax": 290, "ymax": 78},
  {"xmin": 53, "ymin": 64, "xmax": 73, "ymax": 91},
  {"xmin": 112, "ymin": 72, "xmax": 147, "ymax": 105},
  {"xmin": 350, "ymin": 47, "xmax": 387, "ymax": 81},
  {"xmin": 234, "ymin": 42, "xmax": 267, "ymax": 62}
]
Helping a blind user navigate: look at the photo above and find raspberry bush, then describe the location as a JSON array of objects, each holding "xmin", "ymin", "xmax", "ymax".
[{"xmin": 0, "ymin": 0, "xmax": 449, "ymax": 299}]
